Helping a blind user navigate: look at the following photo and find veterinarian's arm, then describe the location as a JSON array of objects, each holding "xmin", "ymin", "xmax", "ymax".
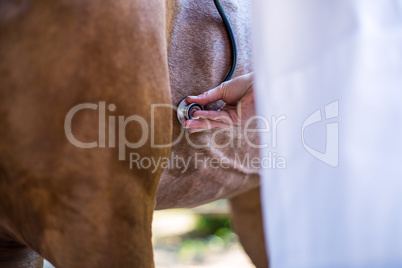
[{"xmin": 184, "ymin": 73, "xmax": 256, "ymax": 133}]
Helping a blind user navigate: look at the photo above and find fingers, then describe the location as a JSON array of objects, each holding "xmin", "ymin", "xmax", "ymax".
[
  {"xmin": 183, "ymin": 119, "xmax": 233, "ymax": 133},
  {"xmin": 184, "ymin": 107, "xmax": 240, "ymax": 134},
  {"xmin": 192, "ymin": 110, "xmax": 232, "ymax": 123},
  {"xmin": 183, "ymin": 73, "xmax": 254, "ymax": 134}
]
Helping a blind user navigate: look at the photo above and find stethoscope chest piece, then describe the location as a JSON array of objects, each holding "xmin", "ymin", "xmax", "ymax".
[{"xmin": 177, "ymin": 98, "xmax": 204, "ymax": 126}]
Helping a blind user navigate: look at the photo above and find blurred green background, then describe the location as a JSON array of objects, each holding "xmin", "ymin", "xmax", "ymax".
[{"xmin": 152, "ymin": 200, "xmax": 254, "ymax": 268}]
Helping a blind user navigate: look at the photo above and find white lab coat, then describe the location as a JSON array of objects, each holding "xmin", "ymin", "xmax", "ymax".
[{"xmin": 252, "ymin": 0, "xmax": 402, "ymax": 267}]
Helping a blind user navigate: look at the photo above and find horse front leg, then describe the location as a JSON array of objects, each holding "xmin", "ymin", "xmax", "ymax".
[{"xmin": 0, "ymin": 0, "xmax": 171, "ymax": 266}]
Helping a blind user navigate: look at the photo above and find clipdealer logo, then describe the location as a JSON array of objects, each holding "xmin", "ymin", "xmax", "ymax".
[
  {"xmin": 64, "ymin": 101, "xmax": 287, "ymax": 165},
  {"xmin": 63, "ymin": 100, "xmax": 339, "ymax": 168},
  {"xmin": 302, "ymin": 100, "xmax": 339, "ymax": 167}
]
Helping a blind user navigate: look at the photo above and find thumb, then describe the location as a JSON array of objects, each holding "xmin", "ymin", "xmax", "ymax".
[
  {"xmin": 187, "ymin": 73, "xmax": 254, "ymax": 106},
  {"xmin": 187, "ymin": 82, "xmax": 229, "ymax": 106}
]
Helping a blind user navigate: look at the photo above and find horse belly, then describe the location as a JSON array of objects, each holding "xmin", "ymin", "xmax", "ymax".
[{"xmin": 156, "ymin": 0, "xmax": 259, "ymax": 209}]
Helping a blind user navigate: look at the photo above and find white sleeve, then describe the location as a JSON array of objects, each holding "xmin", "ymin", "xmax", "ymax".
[{"xmin": 252, "ymin": 0, "xmax": 402, "ymax": 267}]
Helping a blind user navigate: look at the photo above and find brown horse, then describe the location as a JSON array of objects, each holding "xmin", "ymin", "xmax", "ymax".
[{"xmin": 0, "ymin": 0, "xmax": 267, "ymax": 267}]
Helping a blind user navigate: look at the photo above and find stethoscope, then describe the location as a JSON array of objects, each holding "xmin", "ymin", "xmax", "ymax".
[{"xmin": 177, "ymin": 0, "xmax": 238, "ymax": 126}]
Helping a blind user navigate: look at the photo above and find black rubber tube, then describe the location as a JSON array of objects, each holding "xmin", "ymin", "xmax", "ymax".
[{"xmin": 213, "ymin": 0, "xmax": 238, "ymax": 82}]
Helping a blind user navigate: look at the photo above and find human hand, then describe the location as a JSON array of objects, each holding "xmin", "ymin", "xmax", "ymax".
[{"xmin": 183, "ymin": 73, "xmax": 255, "ymax": 133}]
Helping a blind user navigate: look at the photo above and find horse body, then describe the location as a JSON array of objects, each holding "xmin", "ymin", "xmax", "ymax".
[{"xmin": 0, "ymin": 0, "xmax": 266, "ymax": 267}]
